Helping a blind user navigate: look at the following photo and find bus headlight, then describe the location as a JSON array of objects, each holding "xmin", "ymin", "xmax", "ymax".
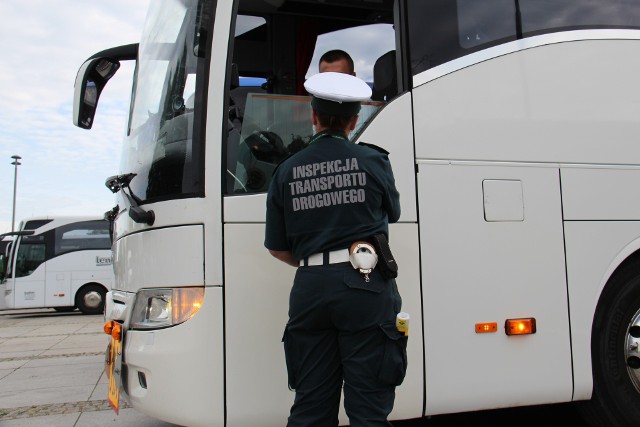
[{"xmin": 130, "ymin": 287, "xmax": 204, "ymax": 330}]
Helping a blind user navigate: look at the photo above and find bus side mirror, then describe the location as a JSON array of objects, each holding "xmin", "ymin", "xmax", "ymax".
[
  {"xmin": 72, "ymin": 43, "xmax": 138, "ymax": 130},
  {"xmin": 73, "ymin": 57, "xmax": 121, "ymax": 129}
]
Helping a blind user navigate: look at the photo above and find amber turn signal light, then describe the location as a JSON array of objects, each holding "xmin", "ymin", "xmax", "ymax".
[
  {"xmin": 475, "ymin": 322, "xmax": 498, "ymax": 333},
  {"xmin": 104, "ymin": 321, "xmax": 122, "ymax": 341},
  {"xmin": 104, "ymin": 321, "xmax": 113, "ymax": 335},
  {"xmin": 505, "ymin": 318, "xmax": 536, "ymax": 335}
]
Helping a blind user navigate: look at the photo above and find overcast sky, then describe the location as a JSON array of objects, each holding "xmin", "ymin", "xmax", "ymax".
[
  {"xmin": 0, "ymin": 1, "xmax": 149, "ymax": 233},
  {"xmin": 0, "ymin": 2, "xmax": 393, "ymax": 234}
]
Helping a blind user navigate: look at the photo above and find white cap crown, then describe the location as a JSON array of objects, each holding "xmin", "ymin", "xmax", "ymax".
[{"xmin": 304, "ymin": 72, "xmax": 371, "ymax": 103}]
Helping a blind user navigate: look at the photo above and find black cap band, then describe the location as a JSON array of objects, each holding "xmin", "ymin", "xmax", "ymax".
[{"xmin": 311, "ymin": 96, "xmax": 361, "ymax": 117}]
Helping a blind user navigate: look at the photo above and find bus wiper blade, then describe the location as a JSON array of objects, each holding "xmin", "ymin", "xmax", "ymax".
[{"xmin": 104, "ymin": 173, "xmax": 155, "ymax": 226}]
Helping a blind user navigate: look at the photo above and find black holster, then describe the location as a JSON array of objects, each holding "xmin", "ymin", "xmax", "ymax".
[{"xmin": 371, "ymin": 233, "xmax": 398, "ymax": 278}]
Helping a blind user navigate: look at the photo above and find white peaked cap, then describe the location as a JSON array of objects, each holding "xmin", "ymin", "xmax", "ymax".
[{"xmin": 304, "ymin": 72, "xmax": 372, "ymax": 103}]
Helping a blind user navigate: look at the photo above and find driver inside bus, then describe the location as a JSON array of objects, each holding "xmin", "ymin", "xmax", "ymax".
[{"xmin": 319, "ymin": 49, "xmax": 356, "ymax": 75}]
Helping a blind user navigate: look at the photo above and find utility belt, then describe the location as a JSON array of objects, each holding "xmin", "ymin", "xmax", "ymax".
[{"xmin": 299, "ymin": 233, "xmax": 398, "ymax": 280}]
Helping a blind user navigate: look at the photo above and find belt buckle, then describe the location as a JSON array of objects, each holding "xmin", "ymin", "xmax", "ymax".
[{"xmin": 349, "ymin": 241, "xmax": 377, "ymax": 282}]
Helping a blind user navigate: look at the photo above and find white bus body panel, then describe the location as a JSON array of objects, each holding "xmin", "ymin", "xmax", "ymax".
[
  {"xmin": 562, "ymin": 168, "xmax": 640, "ymax": 220},
  {"xmin": 413, "ymin": 36, "xmax": 640, "ymax": 166},
  {"xmin": 223, "ymin": 222, "xmax": 423, "ymax": 425},
  {"xmin": 124, "ymin": 288, "xmax": 224, "ymax": 427},
  {"xmin": 114, "ymin": 225, "xmax": 204, "ymax": 291},
  {"xmin": 417, "ymin": 162, "xmax": 572, "ymax": 414},
  {"xmin": 413, "ymin": 35, "xmax": 640, "ymax": 411},
  {"xmin": 564, "ymin": 221, "xmax": 640, "ymax": 400},
  {"xmin": 112, "ymin": 224, "xmax": 223, "ymax": 426},
  {"xmin": 562, "ymin": 167, "xmax": 640, "ymax": 399}
]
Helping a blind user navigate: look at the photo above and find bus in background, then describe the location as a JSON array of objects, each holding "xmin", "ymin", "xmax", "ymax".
[
  {"xmin": 73, "ymin": 0, "xmax": 640, "ymax": 426},
  {"xmin": 1, "ymin": 217, "xmax": 113, "ymax": 315}
]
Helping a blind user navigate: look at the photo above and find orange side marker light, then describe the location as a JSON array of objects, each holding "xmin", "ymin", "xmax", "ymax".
[
  {"xmin": 475, "ymin": 322, "xmax": 498, "ymax": 333},
  {"xmin": 111, "ymin": 323, "xmax": 122, "ymax": 341},
  {"xmin": 103, "ymin": 321, "xmax": 122, "ymax": 341},
  {"xmin": 505, "ymin": 318, "xmax": 536, "ymax": 335},
  {"xmin": 104, "ymin": 321, "xmax": 114, "ymax": 335}
]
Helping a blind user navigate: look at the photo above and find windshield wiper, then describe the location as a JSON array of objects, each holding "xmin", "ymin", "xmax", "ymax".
[{"xmin": 105, "ymin": 173, "xmax": 155, "ymax": 226}]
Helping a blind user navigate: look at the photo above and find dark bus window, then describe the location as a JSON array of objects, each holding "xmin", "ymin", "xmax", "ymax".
[
  {"xmin": 408, "ymin": 0, "xmax": 640, "ymax": 76},
  {"xmin": 23, "ymin": 219, "xmax": 53, "ymax": 230},
  {"xmin": 54, "ymin": 220, "xmax": 111, "ymax": 255},
  {"xmin": 15, "ymin": 235, "xmax": 46, "ymax": 278}
]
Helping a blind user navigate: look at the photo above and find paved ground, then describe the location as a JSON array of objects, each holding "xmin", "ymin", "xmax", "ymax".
[
  {"xmin": 0, "ymin": 308, "xmax": 179, "ymax": 426},
  {"xmin": 0, "ymin": 308, "xmax": 588, "ymax": 427}
]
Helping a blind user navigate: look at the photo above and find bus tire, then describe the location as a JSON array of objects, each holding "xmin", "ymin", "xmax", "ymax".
[
  {"xmin": 76, "ymin": 283, "xmax": 107, "ymax": 315},
  {"xmin": 578, "ymin": 257, "xmax": 640, "ymax": 426}
]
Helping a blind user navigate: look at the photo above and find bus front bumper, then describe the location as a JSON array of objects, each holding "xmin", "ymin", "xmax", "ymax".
[{"xmin": 105, "ymin": 287, "xmax": 225, "ymax": 427}]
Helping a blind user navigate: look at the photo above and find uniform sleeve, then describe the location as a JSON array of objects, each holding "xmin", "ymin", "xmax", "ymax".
[
  {"xmin": 379, "ymin": 155, "xmax": 401, "ymax": 223},
  {"xmin": 264, "ymin": 170, "xmax": 290, "ymax": 251}
]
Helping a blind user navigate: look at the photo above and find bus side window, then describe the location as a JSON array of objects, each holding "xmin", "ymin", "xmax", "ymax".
[{"xmin": 55, "ymin": 220, "xmax": 111, "ymax": 255}]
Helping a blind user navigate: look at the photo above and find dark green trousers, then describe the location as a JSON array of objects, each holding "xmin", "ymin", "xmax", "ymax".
[{"xmin": 283, "ymin": 263, "xmax": 407, "ymax": 427}]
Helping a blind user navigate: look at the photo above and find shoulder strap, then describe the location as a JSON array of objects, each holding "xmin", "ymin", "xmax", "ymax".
[{"xmin": 358, "ymin": 142, "xmax": 390, "ymax": 155}]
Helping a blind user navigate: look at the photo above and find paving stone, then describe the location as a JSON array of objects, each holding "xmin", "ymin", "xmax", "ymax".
[
  {"xmin": 0, "ymin": 412, "xmax": 79, "ymax": 426},
  {"xmin": 76, "ymin": 408, "xmax": 181, "ymax": 426},
  {"xmin": 23, "ymin": 354, "xmax": 104, "ymax": 368},
  {"xmin": 0, "ymin": 309, "xmax": 176, "ymax": 425},
  {"xmin": 0, "ymin": 385, "xmax": 96, "ymax": 409},
  {"xmin": 0, "ymin": 399, "xmax": 126, "ymax": 421}
]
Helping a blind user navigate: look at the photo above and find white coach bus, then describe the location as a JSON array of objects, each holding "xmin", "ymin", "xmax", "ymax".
[
  {"xmin": 1, "ymin": 217, "xmax": 113, "ymax": 315},
  {"xmin": 73, "ymin": 0, "xmax": 640, "ymax": 425}
]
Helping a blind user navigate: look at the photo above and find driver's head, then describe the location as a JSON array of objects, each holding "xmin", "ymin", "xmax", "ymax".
[{"xmin": 319, "ymin": 50, "xmax": 355, "ymax": 76}]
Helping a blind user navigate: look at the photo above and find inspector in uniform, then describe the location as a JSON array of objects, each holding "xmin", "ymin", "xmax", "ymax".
[{"xmin": 265, "ymin": 72, "xmax": 407, "ymax": 427}]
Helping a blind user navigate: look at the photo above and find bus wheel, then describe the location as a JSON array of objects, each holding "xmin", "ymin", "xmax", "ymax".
[
  {"xmin": 76, "ymin": 284, "xmax": 107, "ymax": 315},
  {"xmin": 579, "ymin": 258, "xmax": 640, "ymax": 426}
]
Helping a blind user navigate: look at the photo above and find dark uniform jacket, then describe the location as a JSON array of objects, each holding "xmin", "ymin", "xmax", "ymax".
[{"xmin": 265, "ymin": 130, "xmax": 401, "ymax": 261}]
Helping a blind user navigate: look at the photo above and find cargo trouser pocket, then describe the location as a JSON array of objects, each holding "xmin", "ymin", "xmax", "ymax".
[
  {"xmin": 377, "ymin": 321, "xmax": 408, "ymax": 386},
  {"xmin": 343, "ymin": 268, "xmax": 385, "ymax": 293},
  {"xmin": 282, "ymin": 327, "xmax": 299, "ymax": 390}
]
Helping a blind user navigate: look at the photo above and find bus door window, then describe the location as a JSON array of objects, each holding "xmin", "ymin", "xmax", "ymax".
[
  {"xmin": 15, "ymin": 235, "xmax": 46, "ymax": 278},
  {"xmin": 225, "ymin": 1, "xmax": 397, "ymax": 196}
]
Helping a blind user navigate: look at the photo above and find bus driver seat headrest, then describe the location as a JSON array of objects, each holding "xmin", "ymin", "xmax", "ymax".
[{"xmin": 372, "ymin": 50, "xmax": 397, "ymax": 102}]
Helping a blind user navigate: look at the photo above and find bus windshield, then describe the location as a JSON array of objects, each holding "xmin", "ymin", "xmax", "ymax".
[{"xmin": 122, "ymin": 0, "xmax": 212, "ymax": 203}]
